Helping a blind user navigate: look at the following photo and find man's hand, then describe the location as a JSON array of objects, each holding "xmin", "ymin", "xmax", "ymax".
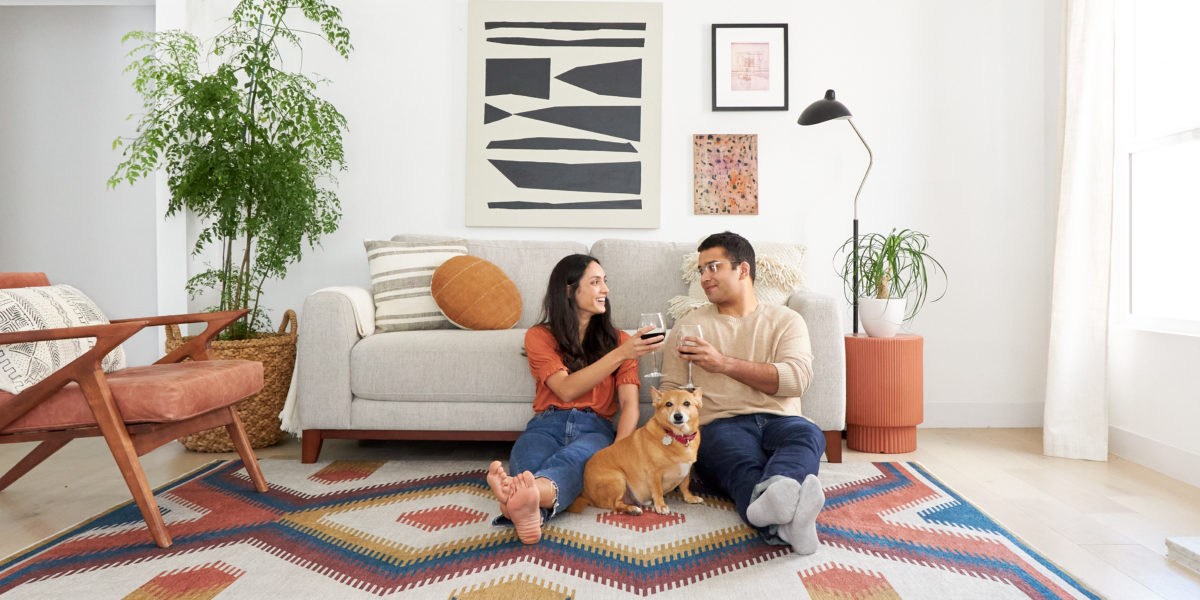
[
  {"xmin": 677, "ymin": 335, "xmax": 726, "ymax": 374},
  {"xmin": 677, "ymin": 334, "xmax": 780, "ymax": 395}
]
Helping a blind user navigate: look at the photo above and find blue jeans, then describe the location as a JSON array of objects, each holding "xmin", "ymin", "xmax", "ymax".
[
  {"xmin": 694, "ymin": 414, "xmax": 825, "ymax": 536},
  {"xmin": 508, "ymin": 407, "xmax": 615, "ymax": 520}
]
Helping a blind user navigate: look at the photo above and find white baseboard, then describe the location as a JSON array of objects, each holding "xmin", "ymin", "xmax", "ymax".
[
  {"xmin": 1109, "ymin": 426, "xmax": 1200, "ymax": 489},
  {"xmin": 920, "ymin": 402, "xmax": 1044, "ymax": 428}
]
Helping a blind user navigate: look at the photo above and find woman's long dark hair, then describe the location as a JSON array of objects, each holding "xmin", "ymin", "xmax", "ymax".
[{"xmin": 539, "ymin": 254, "xmax": 620, "ymax": 372}]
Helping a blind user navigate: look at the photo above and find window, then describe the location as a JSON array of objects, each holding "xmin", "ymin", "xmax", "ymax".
[{"xmin": 1114, "ymin": 0, "xmax": 1200, "ymax": 334}]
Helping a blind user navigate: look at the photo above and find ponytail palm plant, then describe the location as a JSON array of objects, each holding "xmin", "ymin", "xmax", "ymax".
[
  {"xmin": 108, "ymin": 0, "xmax": 352, "ymax": 339},
  {"xmin": 834, "ymin": 228, "xmax": 947, "ymax": 322}
]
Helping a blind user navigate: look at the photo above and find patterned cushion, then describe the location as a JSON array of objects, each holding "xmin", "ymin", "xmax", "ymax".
[
  {"xmin": 0, "ymin": 285, "xmax": 127, "ymax": 394},
  {"xmin": 667, "ymin": 243, "xmax": 807, "ymax": 321},
  {"xmin": 364, "ymin": 239, "xmax": 468, "ymax": 332},
  {"xmin": 431, "ymin": 256, "xmax": 522, "ymax": 330}
]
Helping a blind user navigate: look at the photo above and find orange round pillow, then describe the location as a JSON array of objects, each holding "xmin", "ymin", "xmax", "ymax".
[{"xmin": 431, "ymin": 255, "xmax": 522, "ymax": 330}]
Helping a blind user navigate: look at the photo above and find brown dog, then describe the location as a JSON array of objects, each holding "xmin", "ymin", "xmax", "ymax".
[{"xmin": 569, "ymin": 387, "xmax": 704, "ymax": 515}]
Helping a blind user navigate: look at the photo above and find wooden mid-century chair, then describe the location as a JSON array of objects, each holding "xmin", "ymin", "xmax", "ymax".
[{"xmin": 0, "ymin": 272, "xmax": 268, "ymax": 548}]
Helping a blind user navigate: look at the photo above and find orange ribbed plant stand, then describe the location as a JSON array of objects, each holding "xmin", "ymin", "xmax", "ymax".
[{"xmin": 844, "ymin": 334, "xmax": 924, "ymax": 453}]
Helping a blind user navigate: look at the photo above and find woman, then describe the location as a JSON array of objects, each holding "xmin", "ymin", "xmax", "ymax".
[{"xmin": 487, "ymin": 254, "xmax": 664, "ymax": 544}]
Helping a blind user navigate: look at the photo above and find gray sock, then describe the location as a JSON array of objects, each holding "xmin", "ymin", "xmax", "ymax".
[
  {"xmin": 746, "ymin": 475, "xmax": 801, "ymax": 527},
  {"xmin": 777, "ymin": 474, "xmax": 824, "ymax": 555}
]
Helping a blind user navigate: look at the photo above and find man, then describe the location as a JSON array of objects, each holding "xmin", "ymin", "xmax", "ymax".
[{"xmin": 660, "ymin": 231, "xmax": 825, "ymax": 554}]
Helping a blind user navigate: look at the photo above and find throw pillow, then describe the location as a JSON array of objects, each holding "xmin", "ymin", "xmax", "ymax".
[
  {"xmin": 0, "ymin": 284, "xmax": 127, "ymax": 394},
  {"xmin": 431, "ymin": 255, "xmax": 522, "ymax": 330},
  {"xmin": 667, "ymin": 243, "xmax": 807, "ymax": 321},
  {"xmin": 364, "ymin": 239, "xmax": 468, "ymax": 332}
]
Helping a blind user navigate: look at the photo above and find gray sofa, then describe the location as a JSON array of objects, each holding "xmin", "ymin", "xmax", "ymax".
[{"xmin": 294, "ymin": 236, "xmax": 846, "ymax": 462}]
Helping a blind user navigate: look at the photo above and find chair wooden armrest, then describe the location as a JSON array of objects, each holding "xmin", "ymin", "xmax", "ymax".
[{"xmin": 111, "ymin": 309, "xmax": 247, "ymax": 364}]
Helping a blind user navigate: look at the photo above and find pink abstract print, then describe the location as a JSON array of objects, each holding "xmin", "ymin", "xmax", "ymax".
[
  {"xmin": 730, "ymin": 42, "xmax": 769, "ymax": 91},
  {"xmin": 693, "ymin": 134, "xmax": 759, "ymax": 215}
]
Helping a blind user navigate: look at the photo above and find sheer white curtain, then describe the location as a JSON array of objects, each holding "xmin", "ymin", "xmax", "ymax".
[{"xmin": 1043, "ymin": 0, "xmax": 1115, "ymax": 461}]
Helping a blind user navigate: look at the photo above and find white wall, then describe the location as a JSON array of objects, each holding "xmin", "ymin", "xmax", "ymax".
[
  {"xmin": 167, "ymin": 0, "xmax": 1063, "ymax": 427},
  {"xmin": 0, "ymin": 4, "xmax": 160, "ymax": 366},
  {"xmin": 1108, "ymin": 328, "xmax": 1200, "ymax": 488}
]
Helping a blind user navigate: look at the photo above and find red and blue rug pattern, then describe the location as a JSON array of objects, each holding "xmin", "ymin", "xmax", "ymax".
[{"xmin": 0, "ymin": 460, "xmax": 1101, "ymax": 598}]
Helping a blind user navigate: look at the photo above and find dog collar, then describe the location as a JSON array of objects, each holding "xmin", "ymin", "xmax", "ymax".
[{"xmin": 662, "ymin": 428, "xmax": 697, "ymax": 446}]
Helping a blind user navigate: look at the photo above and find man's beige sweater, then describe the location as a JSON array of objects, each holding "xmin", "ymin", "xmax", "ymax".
[{"xmin": 661, "ymin": 303, "xmax": 813, "ymax": 426}]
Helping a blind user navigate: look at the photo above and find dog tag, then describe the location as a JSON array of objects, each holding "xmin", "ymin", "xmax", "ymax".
[{"xmin": 662, "ymin": 435, "xmax": 672, "ymax": 446}]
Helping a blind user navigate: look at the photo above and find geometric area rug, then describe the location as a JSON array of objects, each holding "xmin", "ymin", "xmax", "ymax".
[{"xmin": 0, "ymin": 460, "xmax": 1102, "ymax": 599}]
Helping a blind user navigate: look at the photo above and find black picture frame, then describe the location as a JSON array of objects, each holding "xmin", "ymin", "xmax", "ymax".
[{"xmin": 711, "ymin": 23, "xmax": 789, "ymax": 111}]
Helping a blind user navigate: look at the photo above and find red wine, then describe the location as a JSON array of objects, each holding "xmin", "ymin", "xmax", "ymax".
[{"xmin": 641, "ymin": 331, "xmax": 665, "ymax": 341}]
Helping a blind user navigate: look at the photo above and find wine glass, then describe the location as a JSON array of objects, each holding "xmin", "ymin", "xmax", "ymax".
[
  {"xmin": 638, "ymin": 312, "xmax": 666, "ymax": 378},
  {"xmin": 677, "ymin": 324, "xmax": 703, "ymax": 389}
]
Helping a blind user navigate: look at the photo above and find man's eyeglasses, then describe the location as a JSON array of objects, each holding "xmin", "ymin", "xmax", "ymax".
[{"xmin": 696, "ymin": 260, "xmax": 734, "ymax": 276}]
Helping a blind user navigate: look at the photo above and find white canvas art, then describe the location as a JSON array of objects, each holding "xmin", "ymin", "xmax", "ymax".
[{"xmin": 465, "ymin": 0, "xmax": 663, "ymax": 228}]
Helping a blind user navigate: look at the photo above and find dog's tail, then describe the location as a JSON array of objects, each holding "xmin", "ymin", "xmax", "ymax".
[{"xmin": 566, "ymin": 497, "xmax": 590, "ymax": 513}]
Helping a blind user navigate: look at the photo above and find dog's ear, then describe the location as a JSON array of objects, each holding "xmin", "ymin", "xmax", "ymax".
[
  {"xmin": 651, "ymin": 386, "xmax": 662, "ymax": 407},
  {"xmin": 691, "ymin": 387, "xmax": 703, "ymax": 407}
]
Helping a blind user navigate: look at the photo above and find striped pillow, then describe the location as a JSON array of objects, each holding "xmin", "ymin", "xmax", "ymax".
[{"xmin": 364, "ymin": 239, "xmax": 468, "ymax": 332}]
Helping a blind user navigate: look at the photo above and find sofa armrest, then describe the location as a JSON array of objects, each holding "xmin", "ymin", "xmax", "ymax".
[
  {"xmin": 295, "ymin": 289, "xmax": 364, "ymax": 430},
  {"xmin": 786, "ymin": 290, "xmax": 846, "ymax": 431}
]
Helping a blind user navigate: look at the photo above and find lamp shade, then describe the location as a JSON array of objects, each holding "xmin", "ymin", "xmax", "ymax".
[{"xmin": 797, "ymin": 89, "xmax": 852, "ymax": 125}]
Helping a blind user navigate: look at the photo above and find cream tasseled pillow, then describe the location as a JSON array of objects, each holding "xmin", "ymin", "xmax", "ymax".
[{"xmin": 666, "ymin": 244, "xmax": 807, "ymax": 321}]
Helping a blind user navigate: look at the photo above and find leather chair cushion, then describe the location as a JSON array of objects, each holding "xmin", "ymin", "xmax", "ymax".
[{"xmin": 0, "ymin": 360, "xmax": 264, "ymax": 434}]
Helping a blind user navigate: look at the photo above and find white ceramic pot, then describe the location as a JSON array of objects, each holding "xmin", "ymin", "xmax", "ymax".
[{"xmin": 858, "ymin": 297, "xmax": 907, "ymax": 337}]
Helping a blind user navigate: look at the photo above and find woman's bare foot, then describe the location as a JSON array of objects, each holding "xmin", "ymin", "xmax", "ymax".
[
  {"xmin": 487, "ymin": 461, "xmax": 511, "ymax": 503},
  {"xmin": 508, "ymin": 471, "xmax": 543, "ymax": 545}
]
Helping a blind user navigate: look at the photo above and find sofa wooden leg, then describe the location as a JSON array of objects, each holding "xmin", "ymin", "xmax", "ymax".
[
  {"xmin": 302, "ymin": 430, "xmax": 324, "ymax": 463},
  {"xmin": 823, "ymin": 430, "xmax": 843, "ymax": 463}
]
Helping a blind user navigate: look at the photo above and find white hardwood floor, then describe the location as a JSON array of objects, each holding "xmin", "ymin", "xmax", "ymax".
[{"xmin": 1, "ymin": 428, "xmax": 1198, "ymax": 599}]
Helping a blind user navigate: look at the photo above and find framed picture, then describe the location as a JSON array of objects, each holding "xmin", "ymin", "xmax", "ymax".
[
  {"xmin": 465, "ymin": 0, "xmax": 663, "ymax": 228},
  {"xmin": 711, "ymin": 23, "xmax": 788, "ymax": 111},
  {"xmin": 693, "ymin": 134, "xmax": 758, "ymax": 215}
]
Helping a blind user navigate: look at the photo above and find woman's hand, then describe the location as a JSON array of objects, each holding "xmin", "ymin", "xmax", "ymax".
[{"xmin": 623, "ymin": 325, "xmax": 666, "ymax": 360}]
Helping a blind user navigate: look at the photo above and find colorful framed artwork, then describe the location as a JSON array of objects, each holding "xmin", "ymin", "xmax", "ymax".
[
  {"xmin": 711, "ymin": 24, "xmax": 788, "ymax": 111},
  {"xmin": 693, "ymin": 134, "xmax": 758, "ymax": 215},
  {"xmin": 465, "ymin": 0, "xmax": 663, "ymax": 228}
]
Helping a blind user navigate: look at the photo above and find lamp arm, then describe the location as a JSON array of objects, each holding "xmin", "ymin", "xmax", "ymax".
[{"xmin": 847, "ymin": 118, "xmax": 873, "ymax": 220}]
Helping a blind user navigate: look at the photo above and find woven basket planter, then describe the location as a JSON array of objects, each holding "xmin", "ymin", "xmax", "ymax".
[{"xmin": 165, "ymin": 310, "xmax": 297, "ymax": 452}]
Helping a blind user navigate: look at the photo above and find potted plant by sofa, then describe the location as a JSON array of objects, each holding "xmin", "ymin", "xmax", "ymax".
[
  {"xmin": 834, "ymin": 228, "xmax": 947, "ymax": 337},
  {"xmin": 108, "ymin": 0, "xmax": 352, "ymax": 450}
]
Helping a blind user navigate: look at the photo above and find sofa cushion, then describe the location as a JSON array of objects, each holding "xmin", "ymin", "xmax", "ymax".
[
  {"xmin": 0, "ymin": 360, "xmax": 263, "ymax": 434},
  {"xmin": 432, "ymin": 255, "xmax": 521, "ymax": 330},
  {"xmin": 350, "ymin": 329, "xmax": 533, "ymax": 403},
  {"xmin": 393, "ymin": 235, "xmax": 587, "ymax": 328},
  {"xmin": 589, "ymin": 239, "xmax": 693, "ymax": 329},
  {"xmin": 0, "ymin": 284, "xmax": 126, "ymax": 394},
  {"xmin": 365, "ymin": 239, "xmax": 467, "ymax": 332}
]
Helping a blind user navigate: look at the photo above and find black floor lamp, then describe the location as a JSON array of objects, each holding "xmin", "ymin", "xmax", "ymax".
[{"xmin": 798, "ymin": 89, "xmax": 873, "ymax": 335}]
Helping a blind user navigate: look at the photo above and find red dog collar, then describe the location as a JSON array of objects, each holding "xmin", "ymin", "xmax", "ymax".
[{"xmin": 663, "ymin": 428, "xmax": 697, "ymax": 446}]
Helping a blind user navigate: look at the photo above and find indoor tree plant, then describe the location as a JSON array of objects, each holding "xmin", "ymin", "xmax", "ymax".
[
  {"xmin": 834, "ymin": 228, "xmax": 947, "ymax": 337},
  {"xmin": 108, "ymin": 0, "xmax": 352, "ymax": 450}
]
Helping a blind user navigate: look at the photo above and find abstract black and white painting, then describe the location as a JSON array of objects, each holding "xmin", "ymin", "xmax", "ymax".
[{"xmin": 466, "ymin": 1, "xmax": 662, "ymax": 228}]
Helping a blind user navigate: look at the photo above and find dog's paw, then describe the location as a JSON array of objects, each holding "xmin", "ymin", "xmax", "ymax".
[
  {"xmin": 682, "ymin": 494, "xmax": 704, "ymax": 504},
  {"xmin": 626, "ymin": 506, "xmax": 643, "ymax": 516},
  {"xmin": 652, "ymin": 504, "xmax": 671, "ymax": 515}
]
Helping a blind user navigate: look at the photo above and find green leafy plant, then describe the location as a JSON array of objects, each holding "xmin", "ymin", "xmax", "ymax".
[
  {"xmin": 108, "ymin": 0, "xmax": 352, "ymax": 339},
  {"xmin": 834, "ymin": 228, "xmax": 948, "ymax": 321}
]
